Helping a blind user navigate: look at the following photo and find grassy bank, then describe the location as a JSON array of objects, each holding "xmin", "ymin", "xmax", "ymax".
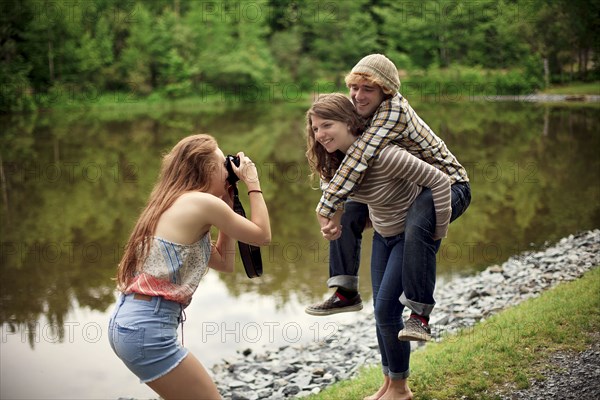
[
  {"xmin": 9, "ymin": 79, "xmax": 598, "ymax": 115},
  {"xmin": 309, "ymin": 267, "xmax": 600, "ymax": 400},
  {"xmin": 541, "ymin": 81, "xmax": 600, "ymax": 95}
]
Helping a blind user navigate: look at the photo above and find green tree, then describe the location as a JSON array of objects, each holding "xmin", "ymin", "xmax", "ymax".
[
  {"xmin": 0, "ymin": 1, "xmax": 36, "ymax": 112},
  {"xmin": 74, "ymin": 15, "xmax": 114, "ymax": 88},
  {"xmin": 517, "ymin": 0, "xmax": 600, "ymax": 83},
  {"xmin": 184, "ymin": 0, "xmax": 279, "ymax": 98},
  {"xmin": 1, "ymin": 0, "xmax": 597, "ymax": 112},
  {"xmin": 308, "ymin": 0, "xmax": 380, "ymax": 86},
  {"xmin": 119, "ymin": 4, "xmax": 163, "ymax": 94}
]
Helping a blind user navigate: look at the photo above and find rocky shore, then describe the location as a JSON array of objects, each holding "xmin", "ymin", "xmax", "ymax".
[{"xmin": 211, "ymin": 230, "xmax": 600, "ymax": 400}]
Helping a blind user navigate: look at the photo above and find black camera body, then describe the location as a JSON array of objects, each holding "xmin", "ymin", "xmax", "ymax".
[
  {"xmin": 225, "ymin": 155, "xmax": 240, "ymax": 185},
  {"xmin": 223, "ymin": 154, "xmax": 263, "ymax": 279}
]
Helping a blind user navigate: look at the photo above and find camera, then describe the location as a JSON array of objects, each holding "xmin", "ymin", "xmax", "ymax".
[
  {"xmin": 225, "ymin": 155, "xmax": 240, "ymax": 185},
  {"xmin": 223, "ymin": 154, "xmax": 263, "ymax": 278}
]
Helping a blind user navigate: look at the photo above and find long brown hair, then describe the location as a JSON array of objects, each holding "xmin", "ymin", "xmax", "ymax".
[
  {"xmin": 306, "ymin": 93, "xmax": 365, "ymax": 181},
  {"xmin": 117, "ymin": 134, "xmax": 219, "ymax": 290}
]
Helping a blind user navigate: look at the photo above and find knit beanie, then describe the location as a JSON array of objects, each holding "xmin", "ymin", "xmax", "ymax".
[{"xmin": 351, "ymin": 54, "xmax": 400, "ymax": 93}]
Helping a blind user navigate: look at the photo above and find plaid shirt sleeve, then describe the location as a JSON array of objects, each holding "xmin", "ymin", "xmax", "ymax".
[{"xmin": 316, "ymin": 95, "xmax": 406, "ymax": 218}]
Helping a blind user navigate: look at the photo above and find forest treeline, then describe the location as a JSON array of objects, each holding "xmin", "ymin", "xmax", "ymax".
[{"xmin": 1, "ymin": 0, "xmax": 598, "ymax": 112}]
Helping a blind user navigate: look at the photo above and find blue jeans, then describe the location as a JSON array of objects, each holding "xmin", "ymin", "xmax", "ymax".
[
  {"xmin": 328, "ymin": 182, "xmax": 471, "ymax": 315},
  {"xmin": 371, "ymin": 231, "xmax": 411, "ymax": 379},
  {"xmin": 327, "ymin": 200, "xmax": 369, "ymax": 291}
]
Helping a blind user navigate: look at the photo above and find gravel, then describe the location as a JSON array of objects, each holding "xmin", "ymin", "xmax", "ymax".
[{"xmin": 498, "ymin": 333, "xmax": 600, "ymax": 400}]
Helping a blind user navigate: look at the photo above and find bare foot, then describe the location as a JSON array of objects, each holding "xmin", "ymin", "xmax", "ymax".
[
  {"xmin": 379, "ymin": 387, "xmax": 413, "ymax": 400},
  {"xmin": 363, "ymin": 376, "xmax": 390, "ymax": 400}
]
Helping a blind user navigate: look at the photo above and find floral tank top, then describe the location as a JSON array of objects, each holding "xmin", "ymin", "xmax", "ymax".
[{"xmin": 124, "ymin": 233, "xmax": 211, "ymax": 307}]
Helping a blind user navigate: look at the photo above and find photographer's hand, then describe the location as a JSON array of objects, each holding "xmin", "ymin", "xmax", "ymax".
[{"xmin": 232, "ymin": 152, "xmax": 259, "ymax": 188}]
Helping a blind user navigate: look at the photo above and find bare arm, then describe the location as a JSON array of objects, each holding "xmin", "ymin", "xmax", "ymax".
[
  {"xmin": 209, "ymin": 230, "xmax": 237, "ymax": 273},
  {"xmin": 207, "ymin": 153, "xmax": 271, "ymax": 271}
]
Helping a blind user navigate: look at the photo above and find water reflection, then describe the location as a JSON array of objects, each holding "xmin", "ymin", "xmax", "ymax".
[{"xmin": 1, "ymin": 101, "xmax": 599, "ymax": 352}]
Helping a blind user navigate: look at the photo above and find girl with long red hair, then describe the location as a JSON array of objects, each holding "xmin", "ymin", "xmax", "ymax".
[{"xmin": 108, "ymin": 134, "xmax": 270, "ymax": 399}]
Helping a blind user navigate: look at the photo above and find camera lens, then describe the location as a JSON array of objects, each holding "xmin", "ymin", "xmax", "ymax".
[{"xmin": 225, "ymin": 155, "xmax": 240, "ymax": 185}]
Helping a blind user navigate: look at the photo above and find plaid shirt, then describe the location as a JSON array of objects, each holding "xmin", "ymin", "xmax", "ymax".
[{"xmin": 316, "ymin": 93, "xmax": 469, "ymax": 218}]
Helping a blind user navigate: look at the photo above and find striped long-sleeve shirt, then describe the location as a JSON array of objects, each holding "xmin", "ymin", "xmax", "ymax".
[
  {"xmin": 329, "ymin": 146, "xmax": 452, "ymax": 238},
  {"xmin": 316, "ymin": 93, "xmax": 469, "ymax": 218}
]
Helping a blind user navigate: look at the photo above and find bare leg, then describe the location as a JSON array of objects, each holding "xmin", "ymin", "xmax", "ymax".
[
  {"xmin": 147, "ymin": 353, "xmax": 221, "ymax": 399},
  {"xmin": 380, "ymin": 378, "xmax": 413, "ymax": 400},
  {"xmin": 364, "ymin": 374, "xmax": 390, "ymax": 400}
]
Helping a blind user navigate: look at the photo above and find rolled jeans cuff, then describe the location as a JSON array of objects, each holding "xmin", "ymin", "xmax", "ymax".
[
  {"xmin": 327, "ymin": 275, "xmax": 359, "ymax": 291},
  {"xmin": 400, "ymin": 292, "xmax": 435, "ymax": 317},
  {"xmin": 382, "ymin": 365, "xmax": 389, "ymax": 376},
  {"xmin": 389, "ymin": 368, "xmax": 410, "ymax": 380}
]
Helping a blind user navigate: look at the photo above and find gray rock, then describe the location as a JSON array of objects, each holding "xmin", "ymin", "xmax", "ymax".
[
  {"xmin": 291, "ymin": 373, "xmax": 312, "ymax": 388},
  {"xmin": 281, "ymin": 385, "xmax": 301, "ymax": 396},
  {"xmin": 228, "ymin": 380, "xmax": 248, "ymax": 389},
  {"xmin": 272, "ymin": 379, "xmax": 288, "ymax": 390},
  {"xmin": 231, "ymin": 391, "xmax": 258, "ymax": 400}
]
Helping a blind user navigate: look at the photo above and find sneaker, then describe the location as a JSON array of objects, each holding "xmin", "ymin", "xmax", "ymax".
[
  {"xmin": 398, "ymin": 316, "xmax": 432, "ymax": 341},
  {"xmin": 305, "ymin": 292, "xmax": 363, "ymax": 316}
]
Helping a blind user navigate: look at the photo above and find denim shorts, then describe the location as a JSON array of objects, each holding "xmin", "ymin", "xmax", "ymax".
[{"xmin": 108, "ymin": 293, "xmax": 189, "ymax": 383}]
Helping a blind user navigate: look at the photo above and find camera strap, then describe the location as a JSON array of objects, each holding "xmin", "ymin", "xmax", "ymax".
[{"xmin": 231, "ymin": 185, "xmax": 263, "ymax": 278}]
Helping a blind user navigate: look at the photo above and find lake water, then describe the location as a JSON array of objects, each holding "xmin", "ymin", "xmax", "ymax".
[{"xmin": 1, "ymin": 99, "xmax": 599, "ymax": 399}]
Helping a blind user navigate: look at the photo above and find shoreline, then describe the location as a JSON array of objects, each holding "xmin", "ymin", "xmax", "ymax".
[
  {"xmin": 5, "ymin": 92, "xmax": 600, "ymax": 116},
  {"xmin": 210, "ymin": 230, "xmax": 600, "ymax": 399},
  {"xmin": 470, "ymin": 94, "xmax": 600, "ymax": 103}
]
